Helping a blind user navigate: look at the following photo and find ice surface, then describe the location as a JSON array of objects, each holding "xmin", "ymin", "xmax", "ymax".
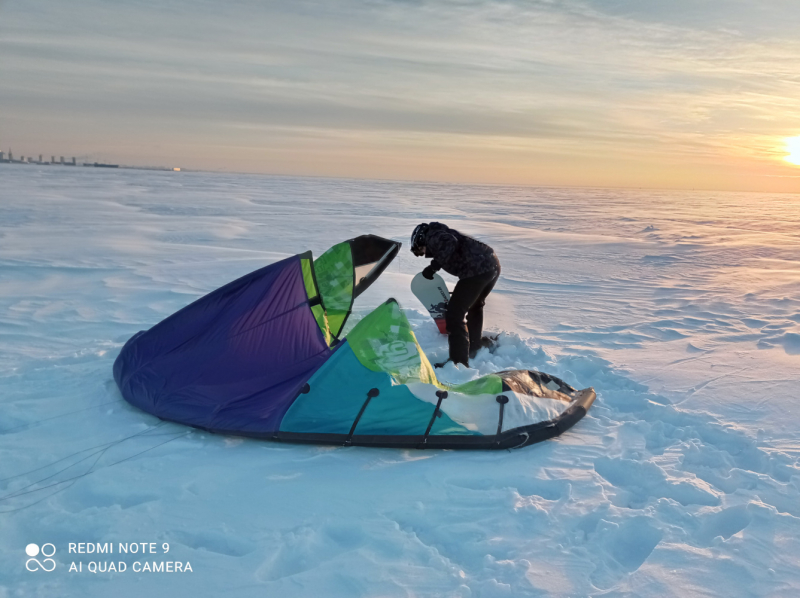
[{"xmin": 1, "ymin": 165, "xmax": 799, "ymax": 596}]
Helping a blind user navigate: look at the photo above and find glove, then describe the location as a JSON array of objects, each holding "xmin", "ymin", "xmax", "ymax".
[{"xmin": 422, "ymin": 265, "xmax": 436, "ymax": 280}]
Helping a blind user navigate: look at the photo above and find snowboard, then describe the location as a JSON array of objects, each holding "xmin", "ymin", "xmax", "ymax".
[{"xmin": 411, "ymin": 271, "xmax": 450, "ymax": 334}]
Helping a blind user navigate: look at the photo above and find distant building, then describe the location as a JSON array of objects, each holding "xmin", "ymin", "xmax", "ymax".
[
  {"xmin": 51, "ymin": 156, "xmax": 55, "ymax": 164},
  {"xmin": 71, "ymin": 157, "xmax": 76, "ymax": 165},
  {"xmin": 60, "ymin": 156, "xmax": 64, "ymax": 164},
  {"xmin": 39, "ymin": 154, "xmax": 43, "ymax": 163},
  {"xmin": 8, "ymin": 151, "xmax": 13, "ymax": 161},
  {"xmin": 0, "ymin": 151, "xmax": 4, "ymax": 161}
]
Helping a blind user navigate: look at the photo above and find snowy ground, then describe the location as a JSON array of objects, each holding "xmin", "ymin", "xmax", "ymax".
[{"xmin": 1, "ymin": 165, "xmax": 799, "ymax": 597}]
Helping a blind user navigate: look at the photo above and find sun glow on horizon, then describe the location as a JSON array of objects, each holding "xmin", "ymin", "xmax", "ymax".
[{"xmin": 785, "ymin": 136, "xmax": 800, "ymax": 166}]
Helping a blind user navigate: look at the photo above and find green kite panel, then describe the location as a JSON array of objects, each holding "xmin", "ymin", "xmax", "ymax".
[
  {"xmin": 345, "ymin": 300, "xmax": 438, "ymax": 385},
  {"xmin": 450, "ymin": 375, "xmax": 503, "ymax": 396},
  {"xmin": 313, "ymin": 241, "xmax": 354, "ymax": 340}
]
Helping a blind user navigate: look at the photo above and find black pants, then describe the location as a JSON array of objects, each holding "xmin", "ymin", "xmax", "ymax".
[{"xmin": 445, "ymin": 268, "xmax": 500, "ymax": 366}]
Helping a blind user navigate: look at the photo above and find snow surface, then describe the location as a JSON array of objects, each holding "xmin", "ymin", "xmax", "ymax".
[{"xmin": 1, "ymin": 165, "xmax": 799, "ymax": 597}]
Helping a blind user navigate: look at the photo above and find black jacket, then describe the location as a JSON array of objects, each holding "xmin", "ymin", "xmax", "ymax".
[{"xmin": 425, "ymin": 222, "xmax": 500, "ymax": 279}]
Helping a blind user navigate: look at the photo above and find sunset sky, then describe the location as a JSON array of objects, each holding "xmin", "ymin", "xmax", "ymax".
[{"xmin": 1, "ymin": 0, "xmax": 799, "ymax": 191}]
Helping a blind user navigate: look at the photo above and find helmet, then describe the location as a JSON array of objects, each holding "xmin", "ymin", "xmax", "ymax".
[{"xmin": 410, "ymin": 223, "xmax": 429, "ymax": 256}]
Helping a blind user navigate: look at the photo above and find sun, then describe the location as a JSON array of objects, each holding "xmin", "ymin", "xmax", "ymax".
[{"xmin": 785, "ymin": 136, "xmax": 800, "ymax": 166}]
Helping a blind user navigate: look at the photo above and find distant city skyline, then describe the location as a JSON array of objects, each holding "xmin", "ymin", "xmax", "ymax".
[
  {"xmin": 1, "ymin": 149, "xmax": 77, "ymax": 164},
  {"xmin": 0, "ymin": 147, "xmax": 180, "ymax": 171},
  {"xmin": 2, "ymin": 0, "xmax": 799, "ymax": 192}
]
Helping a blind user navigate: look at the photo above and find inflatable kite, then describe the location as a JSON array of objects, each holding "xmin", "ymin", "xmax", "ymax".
[{"xmin": 113, "ymin": 235, "xmax": 595, "ymax": 449}]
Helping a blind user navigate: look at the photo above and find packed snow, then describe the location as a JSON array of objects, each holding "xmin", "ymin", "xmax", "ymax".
[{"xmin": 1, "ymin": 165, "xmax": 799, "ymax": 597}]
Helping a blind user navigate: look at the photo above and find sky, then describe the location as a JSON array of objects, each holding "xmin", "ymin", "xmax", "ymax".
[{"xmin": 1, "ymin": 0, "xmax": 800, "ymax": 192}]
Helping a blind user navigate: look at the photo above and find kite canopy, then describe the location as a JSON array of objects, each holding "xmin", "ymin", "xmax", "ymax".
[{"xmin": 114, "ymin": 234, "xmax": 594, "ymax": 449}]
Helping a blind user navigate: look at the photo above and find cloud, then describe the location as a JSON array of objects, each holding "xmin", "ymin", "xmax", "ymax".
[{"xmin": 1, "ymin": 0, "xmax": 799, "ymax": 188}]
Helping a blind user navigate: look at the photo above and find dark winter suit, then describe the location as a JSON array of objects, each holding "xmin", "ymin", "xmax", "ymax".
[{"xmin": 423, "ymin": 222, "xmax": 501, "ymax": 365}]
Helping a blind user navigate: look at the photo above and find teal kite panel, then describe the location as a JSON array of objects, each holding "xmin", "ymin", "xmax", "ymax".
[
  {"xmin": 281, "ymin": 342, "xmax": 480, "ymax": 437},
  {"xmin": 354, "ymin": 384, "xmax": 432, "ymax": 436},
  {"xmin": 279, "ymin": 341, "xmax": 389, "ymax": 434}
]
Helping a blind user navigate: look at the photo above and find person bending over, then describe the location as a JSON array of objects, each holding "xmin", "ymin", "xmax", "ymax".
[{"xmin": 411, "ymin": 222, "xmax": 501, "ymax": 367}]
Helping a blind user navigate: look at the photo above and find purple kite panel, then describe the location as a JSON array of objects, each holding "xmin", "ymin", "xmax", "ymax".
[{"xmin": 113, "ymin": 255, "xmax": 331, "ymax": 433}]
